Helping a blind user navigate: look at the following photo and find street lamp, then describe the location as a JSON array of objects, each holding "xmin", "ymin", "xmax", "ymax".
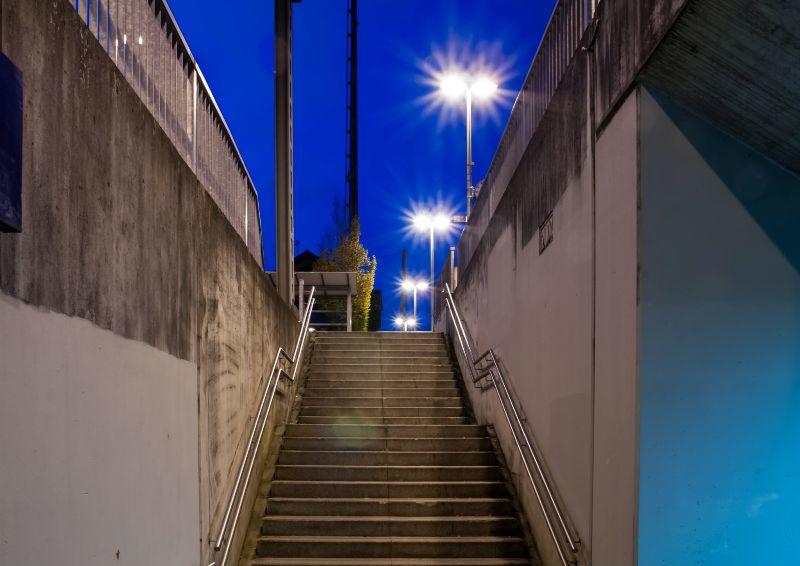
[
  {"xmin": 411, "ymin": 213, "xmax": 451, "ymax": 331},
  {"xmin": 401, "ymin": 279, "xmax": 429, "ymax": 322},
  {"xmin": 439, "ymin": 73, "xmax": 499, "ymax": 220},
  {"xmin": 393, "ymin": 315, "xmax": 417, "ymax": 332}
]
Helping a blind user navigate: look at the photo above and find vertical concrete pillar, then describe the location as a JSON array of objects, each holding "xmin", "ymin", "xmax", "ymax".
[
  {"xmin": 274, "ymin": 0, "xmax": 295, "ymax": 304},
  {"xmin": 297, "ymin": 278, "xmax": 304, "ymax": 318}
]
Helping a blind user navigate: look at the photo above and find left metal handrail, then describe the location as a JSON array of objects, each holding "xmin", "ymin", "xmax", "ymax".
[
  {"xmin": 208, "ymin": 287, "xmax": 316, "ymax": 566},
  {"xmin": 442, "ymin": 283, "xmax": 580, "ymax": 566}
]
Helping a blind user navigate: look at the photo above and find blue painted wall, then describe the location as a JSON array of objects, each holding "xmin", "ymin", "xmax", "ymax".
[{"xmin": 638, "ymin": 87, "xmax": 800, "ymax": 565}]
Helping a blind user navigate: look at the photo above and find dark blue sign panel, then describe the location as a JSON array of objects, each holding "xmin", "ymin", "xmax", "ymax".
[{"xmin": 0, "ymin": 51, "xmax": 23, "ymax": 232}]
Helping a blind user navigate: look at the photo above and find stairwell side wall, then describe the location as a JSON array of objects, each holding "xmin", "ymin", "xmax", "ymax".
[{"xmin": 0, "ymin": 1, "xmax": 298, "ymax": 564}]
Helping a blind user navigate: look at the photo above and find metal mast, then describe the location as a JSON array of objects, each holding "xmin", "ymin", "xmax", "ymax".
[
  {"xmin": 345, "ymin": 0, "xmax": 358, "ymax": 226},
  {"xmin": 275, "ymin": 0, "xmax": 298, "ymax": 304}
]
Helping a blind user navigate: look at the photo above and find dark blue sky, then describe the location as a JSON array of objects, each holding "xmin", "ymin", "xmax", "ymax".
[{"xmin": 168, "ymin": 0, "xmax": 555, "ymax": 328}]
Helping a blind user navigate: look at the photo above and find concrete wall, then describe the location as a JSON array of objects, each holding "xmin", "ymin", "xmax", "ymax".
[
  {"xmin": 638, "ymin": 87, "xmax": 800, "ymax": 565},
  {"xmin": 0, "ymin": 294, "xmax": 200, "ymax": 565},
  {"xmin": 450, "ymin": 38, "xmax": 598, "ymax": 566},
  {"xmin": 591, "ymin": 88, "xmax": 640, "ymax": 566},
  {"xmin": 0, "ymin": 1, "xmax": 298, "ymax": 564}
]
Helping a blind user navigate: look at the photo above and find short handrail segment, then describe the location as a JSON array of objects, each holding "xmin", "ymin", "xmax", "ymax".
[
  {"xmin": 442, "ymin": 283, "xmax": 580, "ymax": 566},
  {"xmin": 208, "ymin": 287, "xmax": 317, "ymax": 566}
]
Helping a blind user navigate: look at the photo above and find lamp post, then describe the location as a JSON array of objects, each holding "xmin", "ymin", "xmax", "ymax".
[
  {"xmin": 401, "ymin": 279, "xmax": 429, "ymax": 322},
  {"xmin": 412, "ymin": 213, "xmax": 450, "ymax": 331},
  {"xmin": 439, "ymin": 74, "xmax": 498, "ymax": 220},
  {"xmin": 393, "ymin": 315, "xmax": 417, "ymax": 332}
]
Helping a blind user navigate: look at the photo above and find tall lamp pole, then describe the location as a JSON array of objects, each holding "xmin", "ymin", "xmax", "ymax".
[
  {"xmin": 412, "ymin": 214, "xmax": 450, "ymax": 331},
  {"xmin": 465, "ymin": 89, "xmax": 473, "ymax": 217},
  {"xmin": 439, "ymin": 74, "xmax": 498, "ymax": 220}
]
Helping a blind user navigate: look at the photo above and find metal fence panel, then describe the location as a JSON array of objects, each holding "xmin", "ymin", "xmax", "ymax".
[{"xmin": 67, "ymin": 0, "xmax": 263, "ymax": 267}]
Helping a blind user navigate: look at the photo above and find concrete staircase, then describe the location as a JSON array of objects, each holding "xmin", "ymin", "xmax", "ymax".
[{"xmin": 246, "ymin": 332, "xmax": 535, "ymax": 565}]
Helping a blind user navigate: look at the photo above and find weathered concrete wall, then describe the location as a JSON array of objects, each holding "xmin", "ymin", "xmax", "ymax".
[
  {"xmin": 642, "ymin": 0, "xmax": 800, "ymax": 175},
  {"xmin": 0, "ymin": 1, "xmax": 298, "ymax": 564},
  {"xmin": 594, "ymin": 0, "xmax": 688, "ymax": 128},
  {"xmin": 638, "ymin": 86, "xmax": 800, "ymax": 566}
]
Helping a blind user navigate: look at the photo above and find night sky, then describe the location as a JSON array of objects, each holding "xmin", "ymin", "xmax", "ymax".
[{"xmin": 167, "ymin": 0, "xmax": 555, "ymax": 328}]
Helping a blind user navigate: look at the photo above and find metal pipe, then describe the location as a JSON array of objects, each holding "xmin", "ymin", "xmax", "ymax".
[
  {"xmin": 466, "ymin": 89, "xmax": 473, "ymax": 218},
  {"xmin": 489, "ymin": 351, "xmax": 578, "ymax": 553},
  {"xmin": 429, "ymin": 226, "xmax": 435, "ymax": 331}
]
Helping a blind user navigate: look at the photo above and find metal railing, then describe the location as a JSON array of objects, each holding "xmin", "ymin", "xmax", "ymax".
[
  {"xmin": 69, "ymin": 0, "xmax": 263, "ymax": 266},
  {"xmin": 208, "ymin": 287, "xmax": 317, "ymax": 566},
  {"xmin": 442, "ymin": 283, "xmax": 581, "ymax": 566},
  {"xmin": 460, "ymin": 0, "xmax": 594, "ymax": 271}
]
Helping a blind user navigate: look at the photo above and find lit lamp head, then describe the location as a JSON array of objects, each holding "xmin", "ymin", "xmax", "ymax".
[
  {"xmin": 412, "ymin": 212, "xmax": 451, "ymax": 233},
  {"xmin": 416, "ymin": 281, "xmax": 429, "ymax": 291},
  {"xmin": 439, "ymin": 73, "xmax": 499, "ymax": 102},
  {"xmin": 393, "ymin": 315, "xmax": 407, "ymax": 329},
  {"xmin": 470, "ymin": 77, "xmax": 498, "ymax": 100},
  {"xmin": 401, "ymin": 279, "xmax": 416, "ymax": 292},
  {"xmin": 405, "ymin": 317, "xmax": 418, "ymax": 329},
  {"xmin": 440, "ymin": 74, "xmax": 468, "ymax": 100}
]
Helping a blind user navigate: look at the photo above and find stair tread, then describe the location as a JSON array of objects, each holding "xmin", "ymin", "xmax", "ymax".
[
  {"xmin": 261, "ymin": 515, "xmax": 517, "ymax": 522},
  {"xmin": 277, "ymin": 464, "xmax": 500, "ymax": 470},
  {"xmin": 258, "ymin": 536, "xmax": 524, "ymax": 543},
  {"xmin": 267, "ymin": 497, "xmax": 511, "ymax": 502},
  {"xmin": 272, "ymin": 481, "xmax": 504, "ymax": 486},
  {"xmin": 252, "ymin": 559, "xmax": 529, "ymax": 565}
]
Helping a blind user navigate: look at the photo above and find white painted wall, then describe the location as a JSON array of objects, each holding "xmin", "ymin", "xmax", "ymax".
[
  {"xmin": 0, "ymin": 293, "xmax": 200, "ymax": 566},
  {"xmin": 592, "ymin": 89, "xmax": 640, "ymax": 566}
]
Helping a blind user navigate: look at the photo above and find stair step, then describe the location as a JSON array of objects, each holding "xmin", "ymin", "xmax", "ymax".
[
  {"xmin": 314, "ymin": 333, "xmax": 443, "ymax": 340},
  {"xmin": 277, "ymin": 450, "xmax": 498, "ymax": 466},
  {"xmin": 260, "ymin": 515, "xmax": 521, "ymax": 537},
  {"xmin": 314, "ymin": 344, "xmax": 448, "ymax": 352},
  {"xmin": 280, "ymin": 437, "xmax": 491, "ymax": 452},
  {"xmin": 304, "ymin": 378, "xmax": 458, "ymax": 388},
  {"xmin": 306, "ymin": 372, "xmax": 455, "ymax": 381},
  {"xmin": 256, "ymin": 535, "xmax": 527, "ymax": 559},
  {"xmin": 252, "ymin": 558, "xmax": 530, "ymax": 565},
  {"xmin": 309, "ymin": 361, "xmax": 453, "ymax": 374},
  {"xmin": 285, "ymin": 424, "xmax": 486, "ymax": 438},
  {"xmin": 274, "ymin": 465, "xmax": 504, "ymax": 482},
  {"xmin": 270, "ymin": 480, "xmax": 508, "ymax": 499},
  {"xmin": 296, "ymin": 416, "xmax": 471, "ymax": 425},
  {"xmin": 299, "ymin": 407, "xmax": 468, "ymax": 418},
  {"xmin": 313, "ymin": 341, "xmax": 446, "ymax": 349},
  {"xmin": 312, "ymin": 354, "xmax": 451, "ymax": 362},
  {"xmin": 302, "ymin": 388, "xmax": 460, "ymax": 398},
  {"xmin": 265, "ymin": 497, "xmax": 514, "ymax": 517},
  {"xmin": 299, "ymin": 397, "xmax": 464, "ymax": 408}
]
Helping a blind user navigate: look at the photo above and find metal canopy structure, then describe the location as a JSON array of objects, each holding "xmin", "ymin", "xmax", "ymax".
[{"xmin": 269, "ymin": 271, "xmax": 358, "ymax": 331}]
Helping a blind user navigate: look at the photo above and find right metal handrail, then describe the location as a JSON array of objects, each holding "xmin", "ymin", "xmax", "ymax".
[
  {"xmin": 442, "ymin": 283, "xmax": 580, "ymax": 566},
  {"xmin": 208, "ymin": 286, "xmax": 316, "ymax": 566}
]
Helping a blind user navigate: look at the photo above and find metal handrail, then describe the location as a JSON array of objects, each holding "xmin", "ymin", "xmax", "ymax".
[
  {"xmin": 208, "ymin": 287, "xmax": 317, "ymax": 566},
  {"xmin": 442, "ymin": 283, "xmax": 580, "ymax": 566}
]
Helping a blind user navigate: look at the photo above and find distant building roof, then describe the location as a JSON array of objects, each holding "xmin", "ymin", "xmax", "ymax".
[{"xmin": 294, "ymin": 250, "xmax": 319, "ymax": 272}]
